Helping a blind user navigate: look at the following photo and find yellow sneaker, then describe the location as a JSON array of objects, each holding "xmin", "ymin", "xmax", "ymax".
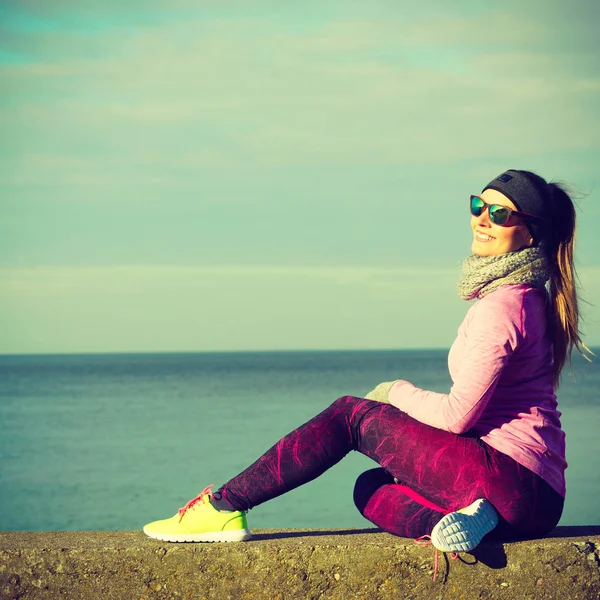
[{"xmin": 143, "ymin": 485, "xmax": 251, "ymax": 543}]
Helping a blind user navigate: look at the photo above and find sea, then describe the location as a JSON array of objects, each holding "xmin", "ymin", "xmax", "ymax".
[{"xmin": 0, "ymin": 349, "xmax": 598, "ymax": 533}]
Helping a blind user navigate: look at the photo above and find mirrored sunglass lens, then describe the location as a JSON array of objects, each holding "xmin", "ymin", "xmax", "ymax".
[
  {"xmin": 489, "ymin": 205, "xmax": 510, "ymax": 225},
  {"xmin": 470, "ymin": 196, "xmax": 484, "ymax": 216}
]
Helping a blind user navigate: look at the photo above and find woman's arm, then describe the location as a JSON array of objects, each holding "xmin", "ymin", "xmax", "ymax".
[{"xmin": 388, "ymin": 290, "xmax": 525, "ymax": 433}]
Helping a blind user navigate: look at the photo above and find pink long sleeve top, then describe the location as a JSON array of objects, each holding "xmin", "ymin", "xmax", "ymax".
[{"xmin": 388, "ymin": 284, "xmax": 567, "ymax": 497}]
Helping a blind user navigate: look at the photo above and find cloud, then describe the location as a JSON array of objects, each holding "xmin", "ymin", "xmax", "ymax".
[
  {"xmin": 1, "ymin": 8, "xmax": 598, "ymax": 184},
  {"xmin": 0, "ymin": 2, "xmax": 598, "ymax": 276},
  {"xmin": 0, "ymin": 265, "xmax": 467, "ymax": 353},
  {"xmin": 1, "ymin": 265, "xmax": 598, "ymax": 354}
]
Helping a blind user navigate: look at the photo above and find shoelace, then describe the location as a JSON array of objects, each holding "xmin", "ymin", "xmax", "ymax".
[
  {"xmin": 414, "ymin": 535, "xmax": 459, "ymax": 582},
  {"xmin": 178, "ymin": 484, "xmax": 215, "ymax": 523}
]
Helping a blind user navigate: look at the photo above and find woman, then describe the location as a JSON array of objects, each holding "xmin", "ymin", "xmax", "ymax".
[{"xmin": 143, "ymin": 169, "xmax": 591, "ymax": 559}]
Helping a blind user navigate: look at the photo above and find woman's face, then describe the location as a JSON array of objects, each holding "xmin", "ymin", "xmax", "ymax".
[{"xmin": 471, "ymin": 189, "xmax": 534, "ymax": 257}]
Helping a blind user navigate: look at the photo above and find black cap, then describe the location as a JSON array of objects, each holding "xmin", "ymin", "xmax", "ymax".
[{"xmin": 482, "ymin": 169, "xmax": 550, "ymax": 243}]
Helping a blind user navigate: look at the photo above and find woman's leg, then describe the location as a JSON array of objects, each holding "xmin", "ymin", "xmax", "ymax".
[
  {"xmin": 219, "ymin": 395, "xmax": 563, "ymax": 540},
  {"xmin": 352, "ymin": 462, "xmax": 564, "ymax": 540},
  {"xmin": 476, "ymin": 445, "xmax": 564, "ymax": 539},
  {"xmin": 353, "ymin": 468, "xmax": 451, "ymax": 538}
]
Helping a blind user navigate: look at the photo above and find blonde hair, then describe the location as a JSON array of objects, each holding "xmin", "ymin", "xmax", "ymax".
[{"xmin": 526, "ymin": 176, "xmax": 594, "ymax": 386}]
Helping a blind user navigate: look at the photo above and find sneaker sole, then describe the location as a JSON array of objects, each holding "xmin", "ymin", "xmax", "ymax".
[
  {"xmin": 431, "ymin": 499, "xmax": 498, "ymax": 553},
  {"xmin": 143, "ymin": 528, "xmax": 251, "ymax": 543}
]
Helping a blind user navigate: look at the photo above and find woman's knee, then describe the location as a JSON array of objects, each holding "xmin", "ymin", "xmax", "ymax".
[
  {"xmin": 353, "ymin": 468, "xmax": 394, "ymax": 514},
  {"xmin": 331, "ymin": 395, "xmax": 364, "ymax": 408},
  {"xmin": 329, "ymin": 395, "xmax": 383, "ymax": 425}
]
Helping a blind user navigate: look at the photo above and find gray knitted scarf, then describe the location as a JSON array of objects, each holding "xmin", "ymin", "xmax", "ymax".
[{"xmin": 458, "ymin": 247, "xmax": 550, "ymax": 301}]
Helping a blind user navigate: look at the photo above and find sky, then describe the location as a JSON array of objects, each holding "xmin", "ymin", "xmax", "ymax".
[{"xmin": 1, "ymin": 0, "xmax": 599, "ymax": 354}]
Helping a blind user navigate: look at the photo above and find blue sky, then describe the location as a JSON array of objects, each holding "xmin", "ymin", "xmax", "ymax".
[{"xmin": 1, "ymin": 0, "xmax": 599, "ymax": 353}]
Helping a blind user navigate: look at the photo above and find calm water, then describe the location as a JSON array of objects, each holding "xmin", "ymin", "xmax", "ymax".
[{"xmin": 0, "ymin": 349, "xmax": 598, "ymax": 532}]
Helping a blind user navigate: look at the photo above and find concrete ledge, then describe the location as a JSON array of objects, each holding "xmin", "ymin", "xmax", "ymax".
[{"xmin": 1, "ymin": 527, "xmax": 599, "ymax": 599}]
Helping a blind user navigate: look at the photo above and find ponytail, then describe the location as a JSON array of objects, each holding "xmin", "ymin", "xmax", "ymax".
[{"xmin": 542, "ymin": 180, "xmax": 593, "ymax": 386}]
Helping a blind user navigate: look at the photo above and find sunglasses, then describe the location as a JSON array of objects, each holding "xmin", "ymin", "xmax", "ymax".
[{"xmin": 470, "ymin": 195, "xmax": 546, "ymax": 227}]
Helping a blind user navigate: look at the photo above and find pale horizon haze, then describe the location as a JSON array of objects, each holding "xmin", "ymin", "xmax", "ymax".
[{"xmin": 1, "ymin": 0, "xmax": 599, "ymax": 354}]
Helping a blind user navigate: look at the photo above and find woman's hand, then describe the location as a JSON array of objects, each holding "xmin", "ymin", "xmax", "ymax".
[{"xmin": 364, "ymin": 380, "xmax": 401, "ymax": 404}]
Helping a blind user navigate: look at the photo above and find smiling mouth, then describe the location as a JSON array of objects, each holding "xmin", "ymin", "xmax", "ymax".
[{"xmin": 475, "ymin": 231, "xmax": 495, "ymax": 242}]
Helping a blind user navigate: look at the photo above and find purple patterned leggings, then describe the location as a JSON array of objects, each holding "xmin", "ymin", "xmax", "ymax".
[{"xmin": 219, "ymin": 396, "xmax": 564, "ymax": 539}]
